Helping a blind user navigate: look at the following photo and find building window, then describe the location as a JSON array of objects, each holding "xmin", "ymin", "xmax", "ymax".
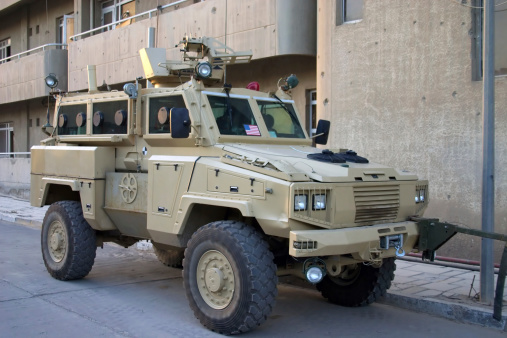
[
  {"xmin": 0, "ymin": 38, "xmax": 11, "ymax": 63},
  {"xmin": 100, "ymin": 0, "xmax": 134, "ymax": 29},
  {"xmin": 471, "ymin": 0, "xmax": 507, "ymax": 79},
  {"xmin": 308, "ymin": 90, "xmax": 317, "ymax": 137},
  {"xmin": 57, "ymin": 15, "xmax": 74, "ymax": 47},
  {"xmin": 0, "ymin": 123, "xmax": 14, "ymax": 156},
  {"xmin": 336, "ymin": 0, "xmax": 363, "ymax": 25}
]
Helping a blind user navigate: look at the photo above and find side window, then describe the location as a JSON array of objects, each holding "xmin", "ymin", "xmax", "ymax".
[
  {"xmin": 148, "ymin": 95, "xmax": 186, "ymax": 134},
  {"xmin": 92, "ymin": 100, "xmax": 128, "ymax": 134},
  {"xmin": 257, "ymin": 100, "xmax": 305, "ymax": 139},
  {"xmin": 57, "ymin": 104, "xmax": 87, "ymax": 135}
]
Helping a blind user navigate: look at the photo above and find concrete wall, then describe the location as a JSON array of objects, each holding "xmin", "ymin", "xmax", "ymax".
[
  {"xmin": 0, "ymin": 0, "xmax": 73, "ymax": 52},
  {"xmin": 0, "ymin": 158, "xmax": 31, "ymax": 199},
  {"xmin": 0, "ymin": 98, "xmax": 48, "ymax": 153},
  {"xmin": 317, "ymin": 0, "xmax": 507, "ymax": 261},
  {"xmin": 68, "ymin": 0, "xmax": 316, "ymax": 92},
  {"xmin": 0, "ymin": 49, "xmax": 68, "ymax": 103}
]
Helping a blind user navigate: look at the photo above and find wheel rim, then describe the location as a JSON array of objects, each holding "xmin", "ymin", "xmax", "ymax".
[
  {"xmin": 47, "ymin": 220, "xmax": 67, "ymax": 263},
  {"xmin": 197, "ymin": 250, "xmax": 235, "ymax": 309},
  {"xmin": 328, "ymin": 264, "xmax": 362, "ymax": 286}
]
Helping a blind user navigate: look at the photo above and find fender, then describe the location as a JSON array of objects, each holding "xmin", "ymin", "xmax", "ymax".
[{"xmin": 174, "ymin": 194, "xmax": 254, "ymax": 235}]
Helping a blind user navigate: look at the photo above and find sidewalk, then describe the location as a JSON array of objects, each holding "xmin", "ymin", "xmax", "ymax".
[{"xmin": 0, "ymin": 194, "xmax": 505, "ymax": 331}]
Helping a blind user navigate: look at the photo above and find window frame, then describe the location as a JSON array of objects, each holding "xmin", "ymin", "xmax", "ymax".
[
  {"xmin": 0, "ymin": 38, "xmax": 11, "ymax": 64},
  {"xmin": 0, "ymin": 122, "xmax": 14, "ymax": 157},
  {"xmin": 336, "ymin": 0, "xmax": 364, "ymax": 26},
  {"xmin": 471, "ymin": 0, "xmax": 507, "ymax": 80},
  {"xmin": 146, "ymin": 93, "xmax": 188, "ymax": 136}
]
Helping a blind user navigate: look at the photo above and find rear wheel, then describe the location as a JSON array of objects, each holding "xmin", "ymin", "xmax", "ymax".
[
  {"xmin": 41, "ymin": 201, "xmax": 97, "ymax": 281},
  {"xmin": 316, "ymin": 257, "xmax": 396, "ymax": 307},
  {"xmin": 183, "ymin": 221, "xmax": 277, "ymax": 335}
]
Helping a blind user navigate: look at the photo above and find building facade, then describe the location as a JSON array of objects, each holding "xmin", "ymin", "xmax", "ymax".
[
  {"xmin": 0, "ymin": 0, "xmax": 317, "ymax": 155},
  {"xmin": 317, "ymin": 0, "xmax": 507, "ymax": 260},
  {"xmin": 0, "ymin": 0, "xmax": 317, "ymax": 198}
]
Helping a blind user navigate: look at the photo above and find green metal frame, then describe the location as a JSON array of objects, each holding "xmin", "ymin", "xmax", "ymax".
[{"xmin": 412, "ymin": 217, "xmax": 507, "ymax": 321}]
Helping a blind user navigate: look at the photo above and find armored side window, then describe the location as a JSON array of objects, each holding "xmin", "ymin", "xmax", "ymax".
[
  {"xmin": 57, "ymin": 104, "xmax": 87, "ymax": 136},
  {"xmin": 148, "ymin": 95, "xmax": 186, "ymax": 134},
  {"xmin": 256, "ymin": 99, "xmax": 305, "ymax": 139},
  {"xmin": 92, "ymin": 100, "xmax": 128, "ymax": 135}
]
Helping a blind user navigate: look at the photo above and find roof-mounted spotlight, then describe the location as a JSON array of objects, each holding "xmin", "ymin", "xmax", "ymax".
[
  {"xmin": 195, "ymin": 61, "xmax": 212, "ymax": 79},
  {"xmin": 280, "ymin": 74, "xmax": 299, "ymax": 91},
  {"xmin": 44, "ymin": 73, "xmax": 58, "ymax": 89}
]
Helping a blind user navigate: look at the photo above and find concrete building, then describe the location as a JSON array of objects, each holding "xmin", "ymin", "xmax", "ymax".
[
  {"xmin": 317, "ymin": 0, "xmax": 507, "ymax": 260},
  {"xmin": 0, "ymin": 0, "xmax": 317, "ymax": 197}
]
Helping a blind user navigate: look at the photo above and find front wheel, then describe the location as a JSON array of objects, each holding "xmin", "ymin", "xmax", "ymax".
[
  {"xmin": 316, "ymin": 257, "xmax": 396, "ymax": 307},
  {"xmin": 41, "ymin": 201, "xmax": 97, "ymax": 280},
  {"xmin": 183, "ymin": 221, "xmax": 277, "ymax": 335}
]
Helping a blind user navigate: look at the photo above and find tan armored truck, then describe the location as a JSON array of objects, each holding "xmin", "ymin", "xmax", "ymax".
[{"xmin": 31, "ymin": 36, "xmax": 429, "ymax": 334}]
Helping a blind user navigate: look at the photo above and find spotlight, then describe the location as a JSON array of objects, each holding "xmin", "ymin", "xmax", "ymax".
[
  {"xmin": 44, "ymin": 74, "xmax": 58, "ymax": 89},
  {"xmin": 195, "ymin": 61, "xmax": 212, "ymax": 79}
]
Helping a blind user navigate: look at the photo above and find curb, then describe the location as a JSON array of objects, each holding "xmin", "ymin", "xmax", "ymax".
[
  {"xmin": 0, "ymin": 215, "xmax": 42, "ymax": 228},
  {"xmin": 380, "ymin": 291, "xmax": 507, "ymax": 331}
]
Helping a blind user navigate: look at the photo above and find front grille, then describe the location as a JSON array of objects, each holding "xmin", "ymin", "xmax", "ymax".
[{"xmin": 354, "ymin": 185, "xmax": 399, "ymax": 223}]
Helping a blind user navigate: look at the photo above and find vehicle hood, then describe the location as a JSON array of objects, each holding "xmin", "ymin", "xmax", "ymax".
[{"xmin": 218, "ymin": 144, "xmax": 418, "ymax": 183}]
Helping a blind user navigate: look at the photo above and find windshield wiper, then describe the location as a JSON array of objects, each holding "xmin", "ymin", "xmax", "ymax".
[
  {"xmin": 272, "ymin": 94, "xmax": 298, "ymax": 122},
  {"xmin": 223, "ymin": 84, "xmax": 233, "ymax": 129}
]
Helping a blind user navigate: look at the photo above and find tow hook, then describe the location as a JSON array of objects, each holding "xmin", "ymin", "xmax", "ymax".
[{"xmin": 380, "ymin": 234, "xmax": 405, "ymax": 257}]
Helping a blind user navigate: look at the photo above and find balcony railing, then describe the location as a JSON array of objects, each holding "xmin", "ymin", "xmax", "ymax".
[
  {"xmin": 0, "ymin": 43, "xmax": 67, "ymax": 64},
  {"xmin": 0, "ymin": 152, "xmax": 31, "ymax": 158},
  {"xmin": 70, "ymin": 0, "xmax": 188, "ymax": 41}
]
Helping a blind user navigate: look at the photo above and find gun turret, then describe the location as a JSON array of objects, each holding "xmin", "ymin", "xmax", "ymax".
[{"xmin": 139, "ymin": 36, "xmax": 252, "ymax": 87}]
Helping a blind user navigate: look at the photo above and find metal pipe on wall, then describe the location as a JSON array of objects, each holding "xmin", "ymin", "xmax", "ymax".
[{"xmin": 480, "ymin": 0, "xmax": 495, "ymax": 305}]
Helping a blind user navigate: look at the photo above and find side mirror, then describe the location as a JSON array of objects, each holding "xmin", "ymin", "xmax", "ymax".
[
  {"xmin": 170, "ymin": 108, "xmax": 191, "ymax": 138},
  {"xmin": 314, "ymin": 119, "xmax": 330, "ymax": 145}
]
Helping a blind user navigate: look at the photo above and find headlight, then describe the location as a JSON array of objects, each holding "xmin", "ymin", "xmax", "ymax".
[
  {"xmin": 312, "ymin": 194, "xmax": 326, "ymax": 210},
  {"xmin": 294, "ymin": 194, "xmax": 307, "ymax": 211},
  {"xmin": 415, "ymin": 187, "xmax": 427, "ymax": 204},
  {"xmin": 306, "ymin": 266, "xmax": 324, "ymax": 284},
  {"xmin": 419, "ymin": 189, "xmax": 425, "ymax": 202}
]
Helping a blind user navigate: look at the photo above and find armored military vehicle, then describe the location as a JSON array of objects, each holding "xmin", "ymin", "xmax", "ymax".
[{"xmin": 32, "ymin": 36, "xmax": 430, "ymax": 334}]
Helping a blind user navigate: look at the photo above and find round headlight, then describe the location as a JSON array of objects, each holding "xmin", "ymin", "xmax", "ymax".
[
  {"xmin": 306, "ymin": 266, "xmax": 324, "ymax": 284},
  {"xmin": 195, "ymin": 61, "xmax": 212, "ymax": 79}
]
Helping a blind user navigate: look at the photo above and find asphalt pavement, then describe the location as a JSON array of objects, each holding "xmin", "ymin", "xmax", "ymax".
[{"xmin": 0, "ymin": 194, "xmax": 506, "ymax": 333}]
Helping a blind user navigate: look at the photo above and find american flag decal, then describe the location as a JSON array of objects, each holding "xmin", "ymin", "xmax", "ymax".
[{"xmin": 244, "ymin": 124, "xmax": 261, "ymax": 136}]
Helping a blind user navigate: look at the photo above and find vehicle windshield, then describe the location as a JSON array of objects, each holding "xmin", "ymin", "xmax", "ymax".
[
  {"xmin": 256, "ymin": 99, "xmax": 305, "ymax": 138},
  {"xmin": 207, "ymin": 94, "xmax": 261, "ymax": 136}
]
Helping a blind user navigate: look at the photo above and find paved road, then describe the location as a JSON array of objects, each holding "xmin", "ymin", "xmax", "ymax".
[{"xmin": 1, "ymin": 220, "xmax": 504, "ymax": 337}]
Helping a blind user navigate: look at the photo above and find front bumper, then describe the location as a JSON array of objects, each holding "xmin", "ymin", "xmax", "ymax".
[{"xmin": 289, "ymin": 221, "xmax": 419, "ymax": 259}]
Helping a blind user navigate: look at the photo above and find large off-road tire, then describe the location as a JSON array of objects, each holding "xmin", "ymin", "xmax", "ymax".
[
  {"xmin": 183, "ymin": 221, "xmax": 277, "ymax": 335},
  {"xmin": 41, "ymin": 201, "xmax": 97, "ymax": 281},
  {"xmin": 153, "ymin": 244, "xmax": 184, "ymax": 268},
  {"xmin": 316, "ymin": 257, "xmax": 396, "ymax": 307}
]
